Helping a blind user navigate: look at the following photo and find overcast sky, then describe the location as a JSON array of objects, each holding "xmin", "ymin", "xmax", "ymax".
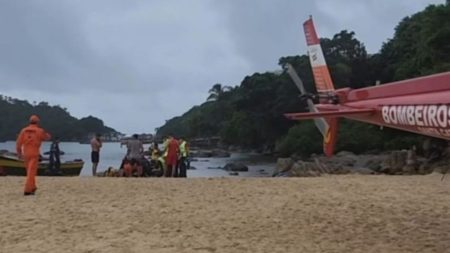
[{"xmin": 0, "ymin": 0, "xmax": 444, "ymax": 134}]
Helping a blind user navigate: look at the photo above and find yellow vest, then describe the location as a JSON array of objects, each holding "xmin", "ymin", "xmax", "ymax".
[
  {"xmin": 151, "ymin": 148, "xmax": 160, "ymax": 160},
  {"xmin": 179, "ymin": 141, "xmax": 187, "ymax": 157},
  {"xmin": 158, "ymin": 156, "xmax": 166, "ymax": 169},
  {"xmin": 162, "ymin": 139, "xmax": 169, "ymax": 157}
]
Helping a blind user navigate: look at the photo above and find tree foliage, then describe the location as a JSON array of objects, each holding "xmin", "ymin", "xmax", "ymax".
[
  {"xmin": 207, "ymin": 83, "xmax": 233, "ymax": 101},
  {"xmin": 0, "ymin": 96, "xmax": 119, "ymax": 141},
  {"xmin": 376, "ymin": 4, "xmax": 450, "ymax": 81}
]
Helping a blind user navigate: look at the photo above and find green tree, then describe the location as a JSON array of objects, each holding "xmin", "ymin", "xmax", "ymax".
[
  {"xmin": 377, "ymin": 4, "xmax": 450, "ymax": 81},
  {"xmin": 0, "ymin": 95, "xmax": 120, "ymax": 141},
  {"xmin": 276, "ymin": 121, "xmax": 322, "ymax": 157},
  {"xmin": 320, "ymin": 30, "xmax": 370, "ymax": 88},
  {"xmin": 206, "ymin": 83, "xmax": 232, "ymax": 101}
]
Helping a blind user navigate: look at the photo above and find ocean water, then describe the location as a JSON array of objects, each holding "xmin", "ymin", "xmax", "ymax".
[{"xmin": 0, "ymin": 141, "xmax": 275, "ymax": 177}]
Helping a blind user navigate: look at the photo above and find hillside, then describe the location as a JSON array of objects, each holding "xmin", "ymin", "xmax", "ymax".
[{"xmin": 0, "ymin": 95, "xmax": 121, "ymax": 141}]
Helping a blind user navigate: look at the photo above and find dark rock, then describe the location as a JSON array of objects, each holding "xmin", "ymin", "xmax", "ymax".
[
  {"xmin": 211, "ymin": 150, "xmax": 231, "ymax": 157},
  {"xmin": 364, "ymin": 158, "xmax": 384, "ymax": 172},
  {"xmin": 227, "ymin": 145, "xmax": 239, "ymax": 151},
  {"xmin": 273, "ymin": 158, "xmax": 294, "ymax": 176},
  {"xmin": 289, "ymin": 161, "xmax": 321, "ymax": 177},
  {"xmin": 335, "ymin": 151, "xmax": 356, "ymax": 157},
  {"xmin": 190, "ymin": 149, "xmax": 230, "ymax": 158},
  {"xmin": 273, "ymin": 171, "xmax": 290, "ymax": 177},
  {"xmin": 381, "ymin": 150, "xmax": 407, "ymax": 174},
  {"xmin": 432, "ymin": 165, "xmax": 450, "ymax": 174},
  {"xmin": 191, "ymin": 151, "xmax": 212, "ymax": 158},
  {"xmin": 402, "ymin": 165, "xmax": 416, "ymax": 174},
  {"xmin": 353, "ymin": 167, "xmax": 377, "ymax": 175},
  {"xmin": 229, "ymin": 172, "xmax": 239, "ymax": 176},
  {"xmin": 223, "ymin": 163, "xmax": 249, "ymax": 172}
]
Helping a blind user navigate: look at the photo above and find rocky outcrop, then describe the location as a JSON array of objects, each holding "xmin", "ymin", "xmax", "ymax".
[
  {"xmin": 377, "ymin": 149, "xmax": 432, "ymax": 175},
  {"xmin": 273, "ymin": 146, "xmax": 450, "ymax": 177},
  {"xmin": 289, "ymin": 161, "xmax": 322, "ymax": 177},
  {"xmin": 380, "ymin": 150, "xmax": 408, "ymax": 174},
  {"xmin": 273, "ymin": 139, "xmax": 450, "ymax": 177},
  {"xmin": 275, "ymin": 158, "xmax": 294, "ymax": 174},
  {"xmin": 273, "ymin": 151, "xmax": 385, "ymax": 177}
]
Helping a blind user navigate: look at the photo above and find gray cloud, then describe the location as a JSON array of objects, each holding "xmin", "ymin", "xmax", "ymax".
[
  {"xmin": 212, "ymin": 0, "xmax": 444, "ymax": 71},
  {"xmin": 0, "ymin": 0, "xmax": 444, "ymax": 134}
]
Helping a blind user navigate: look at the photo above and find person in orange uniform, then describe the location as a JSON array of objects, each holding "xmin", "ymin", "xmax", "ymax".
[{"xmin": 16, "ymin": 115, "xmax": 51, "ymax": 196}]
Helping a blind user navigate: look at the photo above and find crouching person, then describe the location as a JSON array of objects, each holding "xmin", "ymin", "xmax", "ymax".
[
  {"xmin": 134, "ymin": 159, "xmax": 143, "ymax": 177},
  {"xmin": 121, "ymin": 159, "xmax": 143, "ymax": 177},
  {"xmin": 104, "ymin": 167, "xmax": 119, "ymax": 177}
]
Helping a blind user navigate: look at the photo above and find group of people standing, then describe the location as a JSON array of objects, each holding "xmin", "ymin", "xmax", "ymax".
[
  {"xmin": 156, "ymin": 135, "xmax": 190, "ymax": 177},
  {"xmin": 137, "ymin": 134, "xmax": 190, "ymax": 178},
  {"xmin": 90, "ymin": 132, "xmax": 190, "ymax": 178}
]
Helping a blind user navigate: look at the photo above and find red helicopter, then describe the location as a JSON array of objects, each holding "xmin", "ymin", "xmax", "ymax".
[{"xmin": 284, "ymin": 17, "xmax": 450, "ymax": 157}]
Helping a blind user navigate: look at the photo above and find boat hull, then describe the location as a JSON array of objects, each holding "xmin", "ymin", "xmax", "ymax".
[{"xmin": 0, "ymin": 155, "xmax": 84, "ymax": 176}]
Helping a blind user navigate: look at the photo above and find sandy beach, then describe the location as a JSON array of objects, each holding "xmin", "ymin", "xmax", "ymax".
[{"xmin": 0, "ymin": 174, "xmax": 449, "ymax": 253}]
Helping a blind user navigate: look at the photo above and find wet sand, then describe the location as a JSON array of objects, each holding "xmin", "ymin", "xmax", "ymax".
[{"xmin": 0, "ymin": 174, "xmax": 449, "ymax": 253}]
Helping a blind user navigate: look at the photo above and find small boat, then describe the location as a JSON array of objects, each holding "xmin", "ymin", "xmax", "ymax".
[{"xmin": 0, "ymin": 152, "xmax": 84, "ymax": 176}]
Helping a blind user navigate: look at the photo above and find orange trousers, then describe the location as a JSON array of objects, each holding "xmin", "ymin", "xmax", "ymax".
[{"xmin": 24, "ymin": 156, "xmax": 39, "ymax": 193}]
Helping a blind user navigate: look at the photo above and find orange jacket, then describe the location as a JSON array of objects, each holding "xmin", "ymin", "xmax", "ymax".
[
  {"xmin": 16, "ymin": 124, "xmax": 51, "ymax": 157},
  {"xmin": 123, "ymin": 163, "xmax": 133, "ymax": 176},
  {"xmin": 166, "ymin": 138, "xmax": 179, "ymax": 161}
]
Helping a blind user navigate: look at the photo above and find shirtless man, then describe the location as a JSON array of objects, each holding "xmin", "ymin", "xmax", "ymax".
[{"xmin": 90, "ymin": 133, "xmax": 102, "ymax": 176}]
